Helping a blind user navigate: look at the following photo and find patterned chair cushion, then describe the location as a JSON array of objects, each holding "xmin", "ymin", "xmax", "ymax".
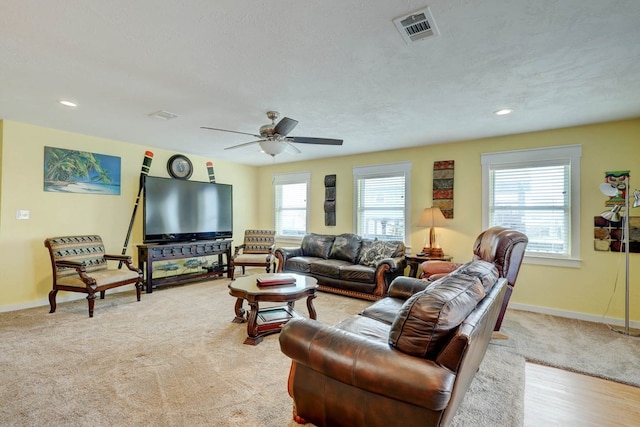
[
  {"xmin": 242, "ymin": 229, "xmax": 275, "ymax": 253},
  {"xmin": 46, "ymin": 235, "xmax": 108, "ymax": 278}
]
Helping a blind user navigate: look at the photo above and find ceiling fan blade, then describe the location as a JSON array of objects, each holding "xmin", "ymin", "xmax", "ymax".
[
  {"xmin": 284, "ymin": 141, "xmax": 302, "ymax": 154},
  {"xmin": 201, "ymin": 127, "xmax": 262, "ymax": 138},
  {"xmin": 224, "ymin": 140, "xmax": 264, "ymax": 150},
  {"xmin": 273, "ymin": 117, "xmax": 299, "ymax": 136},
  {"xmin": 288, "ymin": 136, "xmax": 343, "ymax": 145}
]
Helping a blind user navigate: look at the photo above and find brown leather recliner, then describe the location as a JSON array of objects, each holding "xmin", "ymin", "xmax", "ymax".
[{"xmin": 421, "ymin": 226, "xmax": 528, "ymax": 330}]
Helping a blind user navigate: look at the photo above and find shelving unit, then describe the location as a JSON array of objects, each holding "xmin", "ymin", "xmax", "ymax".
[{"xmin": 137, "ymin": 239, "xmax": 232, "ymax": 292}]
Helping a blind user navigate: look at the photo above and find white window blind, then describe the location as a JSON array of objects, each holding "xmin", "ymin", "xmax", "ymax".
[
  {"xmin": 273, "ymin": 172, "xmax": 310, "ymax": 238},
  {"xmin": 353, "ymin": 162, "xmax": 411, "ymax": 242},
  {"xmin": 482, "ymin": 145, "xmax": 582, "ymax": 267}
]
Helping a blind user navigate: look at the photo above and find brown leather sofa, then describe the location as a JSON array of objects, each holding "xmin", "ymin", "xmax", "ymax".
[
  {"xmin": 275, "ymin": 233, "xmax": 406, "ymax": 301},
  {"xmin": 279, "ymin": 260, "xmax": 506, "ymax": 427},
  {"xmin": 421, "ymin": 226, "xmax": 528, "ymax": 330}
]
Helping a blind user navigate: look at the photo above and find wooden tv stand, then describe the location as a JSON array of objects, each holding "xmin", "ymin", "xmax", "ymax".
[{"xmin": 137, "ymin": 240, "xmax": 232, "ymax": 293}]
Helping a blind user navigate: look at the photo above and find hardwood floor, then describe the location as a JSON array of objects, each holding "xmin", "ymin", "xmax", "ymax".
[{"xmin": 524, "ymin": 362, "xmax": 640, "ymax": 427}]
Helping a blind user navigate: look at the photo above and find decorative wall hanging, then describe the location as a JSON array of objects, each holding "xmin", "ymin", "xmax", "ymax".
[
  {"xmin": 603, "ymin": 170, "xmax": 629, "ymax": 207},
  {"xmin": 324, "ymin": 174, "xmax": 336, "ymax": 226},
  {"xmin": 594, "ymin": 216, "xmax": 640, "ymax": 253},
  {"xmin": 433, "ymin": 160, "xmax": 454, "ymax": 218},
  {"xmin": 44, "ymin": 146, "xmax": 121, "ymax": 195}
]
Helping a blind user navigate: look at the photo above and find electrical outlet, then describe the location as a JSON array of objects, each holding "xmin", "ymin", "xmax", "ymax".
[{"xmin": 16, "ymin": 210, "xmax": 30, "ymax": 220}]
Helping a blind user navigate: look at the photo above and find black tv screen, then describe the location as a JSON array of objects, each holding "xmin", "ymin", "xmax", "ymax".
[{"xmin": 143, "ymin": 176, "xmax": 233, "ymax": 243}]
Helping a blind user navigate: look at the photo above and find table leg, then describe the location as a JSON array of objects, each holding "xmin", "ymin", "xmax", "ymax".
[
  {"xmin": 244, "ymin": 301, "xmax": 263, "ymax": 345},
  {"xmin": 232, "ymin": 298, "xmax": 246, "ymax": 323},
  {"xmin": 306, "ymin": 294, "xmax": 317, "ymax": 320},
  {"xmin": 408, "ymin": 261, "xmax": 418, "ymax": 278}
]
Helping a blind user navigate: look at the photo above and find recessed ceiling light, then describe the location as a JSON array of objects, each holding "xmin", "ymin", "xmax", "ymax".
[
  {"xmin": 60, "ymin": 100, "xmax": 78, "ymax": 107},
  {"xmin": 494, "ymin": 108, "xmax": 513, "ymax": 116}
]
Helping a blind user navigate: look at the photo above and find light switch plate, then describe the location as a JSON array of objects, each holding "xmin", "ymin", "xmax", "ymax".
[{"xmin": 16, "ymin": 210, "xmax": 30, "ymax": 220}]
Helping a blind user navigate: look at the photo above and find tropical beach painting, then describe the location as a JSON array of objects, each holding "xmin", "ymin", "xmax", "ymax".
[{"xmin": 44, "ymin": 146, "xmax": 121, "ymax": 195}]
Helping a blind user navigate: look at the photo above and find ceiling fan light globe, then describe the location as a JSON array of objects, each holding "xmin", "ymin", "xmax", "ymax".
[{"xmin": 259, "ymin": 140, "xmax": 286, "ymax": 156}]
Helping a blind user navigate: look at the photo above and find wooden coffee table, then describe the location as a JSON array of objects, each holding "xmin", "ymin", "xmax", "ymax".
[{"xmin": 228, "ymin": 273, "xmax": 318, "ymax": 345}]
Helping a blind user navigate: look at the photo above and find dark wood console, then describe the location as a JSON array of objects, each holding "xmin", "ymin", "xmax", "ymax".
[{"xmin": 137, "ymin": 240, "xmax": 232, "ymax": 293}]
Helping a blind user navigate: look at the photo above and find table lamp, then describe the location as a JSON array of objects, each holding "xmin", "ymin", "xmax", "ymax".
[{"xmin": 417, "ymin": 207, "xmax": 447, "ymax": 257}]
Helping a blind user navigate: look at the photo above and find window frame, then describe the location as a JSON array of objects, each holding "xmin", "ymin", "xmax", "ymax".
[
  {"xmin": 273, "ymin": 171, "xmax": 311, "ymax": 241},
  {"xmin": 352, "ymin": 161, "xmax": 412, "ymax": 244},
  {"xmin": 481, "ymin": 144, "xmax": 582, "ymax": 268}
]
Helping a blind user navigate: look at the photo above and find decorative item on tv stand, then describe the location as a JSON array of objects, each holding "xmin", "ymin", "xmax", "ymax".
[
  {"xmin": 417, "ymin": 206, "xmax": 447, "ymax": 257},
  {"xmin": 599, "ymin": 176, "xmax": 640, "ymax": 337}
]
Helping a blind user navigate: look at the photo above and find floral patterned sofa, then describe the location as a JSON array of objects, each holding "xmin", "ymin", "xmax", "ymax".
[{"xmin": 275, "ymin": 233, "xmax": 406, "ymax": 300}]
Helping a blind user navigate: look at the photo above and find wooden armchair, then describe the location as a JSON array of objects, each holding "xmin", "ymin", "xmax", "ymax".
[
  {"xmin": 229, "ymin": 229, "xmax": 276, "ymax": 279},
  {"xmin": 44, "ymin": 235, "xmax": 143, "ymax": 317}
]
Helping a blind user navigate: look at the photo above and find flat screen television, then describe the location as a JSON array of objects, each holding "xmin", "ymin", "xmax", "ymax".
[{"xmin": 143, "ymin": 176, "xmax": 233, "ymax": 244}]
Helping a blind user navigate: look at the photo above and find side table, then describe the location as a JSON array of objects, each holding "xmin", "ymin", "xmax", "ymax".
[{"xmin": 405, "ymin": 254, "xmax": 453, "ymax": 278}]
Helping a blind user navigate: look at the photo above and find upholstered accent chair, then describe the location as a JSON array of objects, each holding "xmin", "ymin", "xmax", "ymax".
[
  {"xmin": 420, "ymin": 226, "xmax": 528, "ymax": 331},
  {"xmin": 229, "ymin": 229, "xmax": 276, "ymax": 279},
  {"xmin": 44, "ymin": 235, "xmax": 143, "ymax": 317}
]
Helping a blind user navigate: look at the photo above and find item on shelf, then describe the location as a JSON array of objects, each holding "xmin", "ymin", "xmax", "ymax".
[{"xmin": 256, "ymin": 274, "xmax": 296, "ymax": 287}]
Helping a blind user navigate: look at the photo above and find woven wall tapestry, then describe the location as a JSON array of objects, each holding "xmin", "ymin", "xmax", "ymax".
[{"xmin": 433, "ymin": 160, "xmax": 454, "ymax": 218}]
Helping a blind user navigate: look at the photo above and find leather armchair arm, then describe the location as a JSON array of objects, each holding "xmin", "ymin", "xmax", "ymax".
[
  {"xmin": 279, "ymin": 318, "xmax": 455, "ymax": 411},
  {"xmin": 420, "ymin": 260, "xmax": 462, "ymax": 280},
  {"xmin": 387, "ymin": 276, "xmax": 430, "ymax": 299}
]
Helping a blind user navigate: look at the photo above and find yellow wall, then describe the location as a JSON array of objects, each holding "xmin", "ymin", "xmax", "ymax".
[
  {"xmin": 2, "ymin": 118, "xmax": 640, "ymax": 325},
  {"xmin": 256, "ymin": 119, "xmax": 640, "ymax": 323},
  {"xmin": 0, "ymin": 120, "xmax": 257, "ymax": 310}
]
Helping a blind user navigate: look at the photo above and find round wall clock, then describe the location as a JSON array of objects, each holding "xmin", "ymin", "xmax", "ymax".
[{"xmin": 167, "ymin": 154, "xmax": 193, "ymax": 180}]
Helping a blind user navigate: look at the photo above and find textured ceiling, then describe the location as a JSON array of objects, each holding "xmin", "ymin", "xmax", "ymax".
[{"xmin": 1, "ymin": 0, "xmax": 640, "ymax": 166}]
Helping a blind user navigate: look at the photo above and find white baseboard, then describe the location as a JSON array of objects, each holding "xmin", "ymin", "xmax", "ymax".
[
  {"xmin": 0, "ymin": 286, "xmax": 132, "ymax": 313},
  {"xmin": 509, "ymin": 302, "xmax": 640, "ymax": 330}
]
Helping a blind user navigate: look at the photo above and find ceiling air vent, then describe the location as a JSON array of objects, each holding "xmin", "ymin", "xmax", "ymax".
[
  {"xmin": 393, "ymin": 7, "xmax": 439, "ymax": 44},
  {"xmin": 148, "ymin": 110, "xmax": 178, "ymax": 120}
]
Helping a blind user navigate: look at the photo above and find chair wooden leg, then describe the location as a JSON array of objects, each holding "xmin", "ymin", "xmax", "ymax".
[
  {"xmin": 135, "ymin": 281, "xmax": 142, "ymax": 301},
  {"xmin": 100, "ymin": 290, "xmax": 106, "ymax": 299},
  {"xmin": 87, "ymin": 293, "xmax": 96, "ymax": 318},
  {"xmin": 48, "ymin": 290, "xmax": 58, "ymax": 313}
]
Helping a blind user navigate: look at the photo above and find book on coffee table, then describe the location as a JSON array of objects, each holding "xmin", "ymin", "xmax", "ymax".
[{"xmin": 256, "ymin": 274, "xmax": 297, "ymax": 287}]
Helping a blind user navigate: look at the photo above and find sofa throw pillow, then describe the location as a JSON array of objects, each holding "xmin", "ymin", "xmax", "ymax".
[
  {"xmin": 301, "ymin": 234, "xmax": 335, "ymax": 259},
  {"xmin": 329, "ymin": 233, "xmax": 362, "ymax": 263},
  {"xmin": 389, "ymin": 274, "xmax": 486, "ymax": 359},
  {"xmin": 358, "ymin": 240, "xmax": 398, "ymax": 267}
]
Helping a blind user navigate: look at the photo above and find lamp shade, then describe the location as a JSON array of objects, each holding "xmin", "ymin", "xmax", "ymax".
[
  {"xmin": 601, "ymin": 205, "xmax": 622, "ymax": 222},
  {"xmin": 417, "ymin": 207, "xmax": 446, "ymax": 228},
  {"xmin": 599, "ymin": 182, "xmax": 619, "ymax": 197}
]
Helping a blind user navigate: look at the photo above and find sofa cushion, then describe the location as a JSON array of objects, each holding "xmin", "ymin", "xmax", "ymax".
[
  {"xmin": 329, "ymin": 233, "xmax": 362, "ymax": 263},
  {"xmin": 358, "ymin": 239, "xmax": 400, "ymax": 267},
  {"xmin": 284, "ymin": 256, "xmax": 315, "ymax": 273},
  {"xmin": 338, "ymin": 264, "xmax": 376, "ymax": 283},
  {"xmin": 450, "ymin": 260, "xmax": 499, "ymax": 292},
  {"xmin": 389, "ymin": 274, "xmax": 486, "ymax": 359},
  {"xmin": 301, "ymin": 234, "xmax": 335, "ymax": 259},
  {"xmin": 310, "ymin": 259, "xmax": 352, "ymax": 278}
]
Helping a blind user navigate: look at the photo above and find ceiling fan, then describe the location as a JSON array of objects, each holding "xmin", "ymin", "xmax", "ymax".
[{"xmin": 201, "ymin": 111, "xmax": 343, "ymax": 157}]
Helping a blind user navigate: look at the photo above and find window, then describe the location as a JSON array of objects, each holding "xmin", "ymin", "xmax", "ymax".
[
  {"xmin": 273, "ymin": 172, "xmax": 310, "ymax": 239},
  {"xmin": 353, "ymin": 162, "xmax": 411, "ymax": 243},
  {"xmin": 481, "ymin": 145, "xmax": 582, "ymax": 267}
]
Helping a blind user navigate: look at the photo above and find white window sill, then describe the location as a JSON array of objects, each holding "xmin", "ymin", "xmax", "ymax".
[{"xmin": 524, "ymin": 254, "xmax": 582, "ymax": 268}]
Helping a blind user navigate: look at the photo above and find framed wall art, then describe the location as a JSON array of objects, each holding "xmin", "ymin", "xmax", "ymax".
[{"xmin": 44, "ymin": 146, "xmax": 121, "ymax": 195}]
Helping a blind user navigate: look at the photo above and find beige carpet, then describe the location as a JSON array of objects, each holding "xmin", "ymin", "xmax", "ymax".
[{"xmin": 0, "ymin": 277, "xmax": 635, "ymax": 426}]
